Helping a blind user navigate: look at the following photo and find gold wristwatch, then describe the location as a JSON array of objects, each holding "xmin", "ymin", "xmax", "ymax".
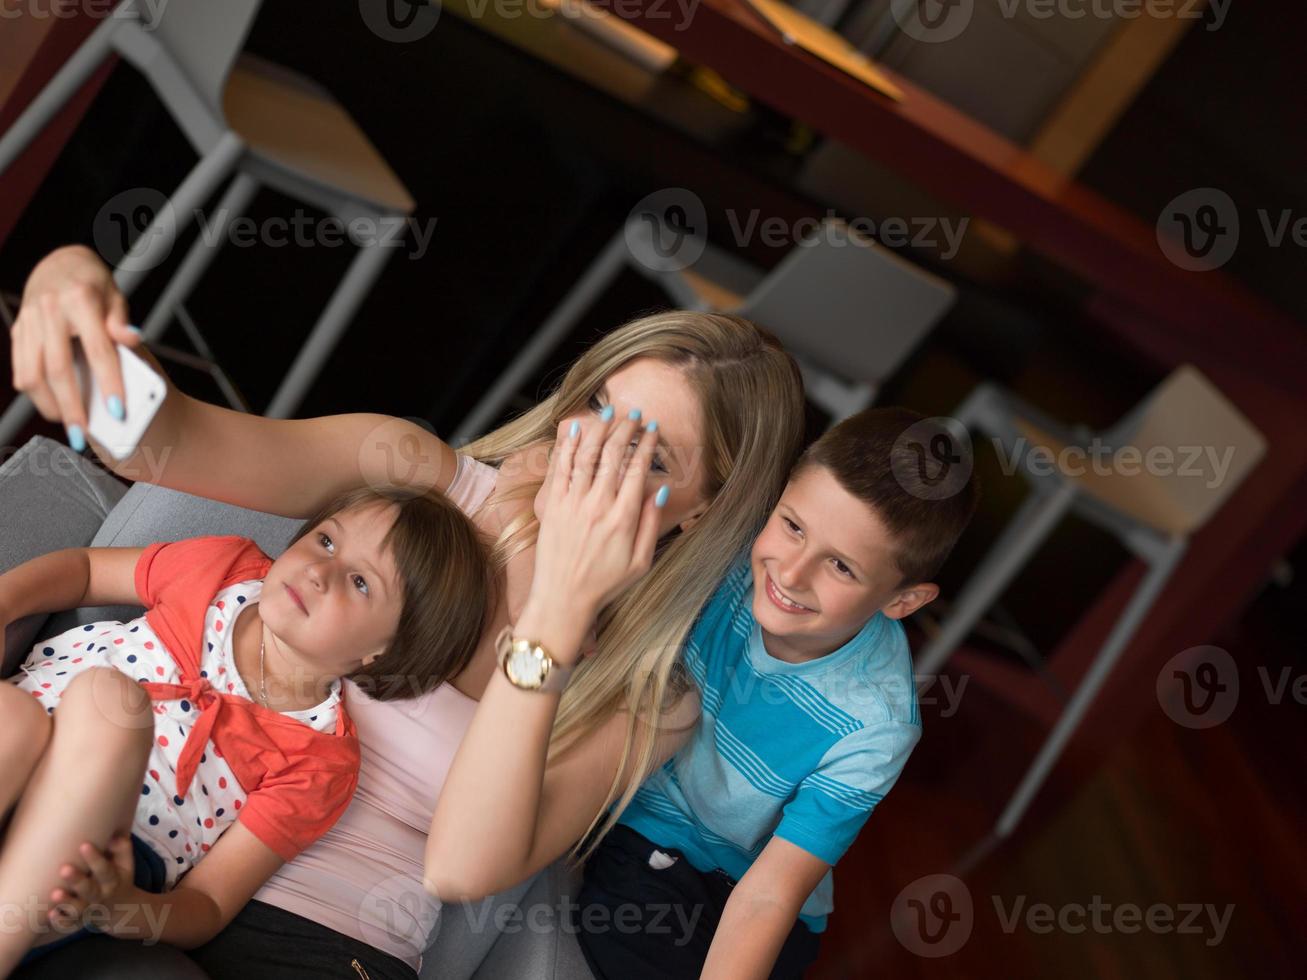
[{"xmin": 495, "ymin": 626, "xmax": 574, "ymax": 693}]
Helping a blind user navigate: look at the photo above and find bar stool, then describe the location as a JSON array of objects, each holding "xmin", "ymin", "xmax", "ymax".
[
  {"xmin": 0, "ymin": 0, "xmax": 413, "ymax": 442},
  {"xmin": 454, "ymin": 214, "xmax": 956, "ymax": 442},
  {"xmin": 918, "ymin": 365, "xmax": 1266, "ymax": 847}
]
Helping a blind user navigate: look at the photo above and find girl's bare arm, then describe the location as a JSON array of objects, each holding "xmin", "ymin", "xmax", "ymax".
[
  {"xmin": 0, "ymin": 547, "xmax": 143, "ymax": 624},
  {"xmin": 92, "ymin": 822, "xmax": 285, "ymax": 949}
]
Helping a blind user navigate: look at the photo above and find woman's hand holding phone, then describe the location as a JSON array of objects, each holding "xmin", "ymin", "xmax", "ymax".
[{"xmin": 11, "ymin": 246, "xmax": 141, "ymax": 448}]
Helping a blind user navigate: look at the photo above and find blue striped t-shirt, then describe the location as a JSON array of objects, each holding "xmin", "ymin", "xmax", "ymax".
[{"xmin": 618, "ymin": 553, "xmax": 921, "ymax": 931}]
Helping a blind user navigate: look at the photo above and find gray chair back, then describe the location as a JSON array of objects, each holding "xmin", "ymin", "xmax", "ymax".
[
  {"xmin": 129, "ymin": 0, "xmax": 263, "ymax": 114},
  {"xmin": 737, "ymin": 216, "xmax": 956, "ymax": 388}
]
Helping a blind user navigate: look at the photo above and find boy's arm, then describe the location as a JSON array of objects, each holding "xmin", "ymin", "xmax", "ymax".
[
  {"xmin": 0, "ymin": 547, "xmax": 144, "ymax": 622},
  {"xmin": 99, "ymin": 822, "xmax": 284, "ymax": 949},
  {"xmin": 702, "ymin": 837, "xmax": 830, "ymax": 980}
]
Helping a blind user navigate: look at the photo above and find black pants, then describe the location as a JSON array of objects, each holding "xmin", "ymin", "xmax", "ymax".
[
  {"xmin": 189, "ymin": 901, "xmax": 418, "ymax": 980},
  {"xmin": 575, "ymin": 825, "xmax": 820, "ymax": 980}
]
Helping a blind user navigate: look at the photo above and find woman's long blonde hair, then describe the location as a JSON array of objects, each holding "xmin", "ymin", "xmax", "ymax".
[{"xmin": 464, "ymin": 310, "xmax": 806, "ymax": 859}]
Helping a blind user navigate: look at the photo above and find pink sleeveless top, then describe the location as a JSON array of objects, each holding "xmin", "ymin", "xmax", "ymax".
[{"xmin": 252, "ymin": 453, "xmax": 499, "ymax": 969}]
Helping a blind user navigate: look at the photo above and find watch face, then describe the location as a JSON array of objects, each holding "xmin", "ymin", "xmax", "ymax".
[{"xmin": 505, "ymin": 646, "xmax": 547, "ymax": 689}]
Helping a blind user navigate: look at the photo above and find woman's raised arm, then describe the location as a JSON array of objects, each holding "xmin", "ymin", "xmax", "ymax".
[
  {"xmin": 425, "ymin": 410, "xmax": 689, "ymax": 901},
  {"xmin": 12, "ymin": 246, "xmax": 458, "ymax": 518}
]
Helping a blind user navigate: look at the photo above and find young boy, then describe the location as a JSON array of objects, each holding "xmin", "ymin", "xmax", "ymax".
[{"xmin": 576, "ymin": 407, "xmax": 978, "ymax": 979}]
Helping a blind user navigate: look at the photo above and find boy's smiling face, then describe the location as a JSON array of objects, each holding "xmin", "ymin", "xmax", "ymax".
[{"xmin": 750, "ymin": 464, "xmax": 938, "ymax": 664}]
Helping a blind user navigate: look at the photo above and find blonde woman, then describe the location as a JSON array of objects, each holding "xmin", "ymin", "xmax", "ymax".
[{"xmin": 9, "ymin": 244, "xmax": 806, "ymax": 979}]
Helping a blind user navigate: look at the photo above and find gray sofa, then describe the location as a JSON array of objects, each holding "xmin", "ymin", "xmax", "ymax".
[{"xmin": 2, "ymin": 437, "xmax": 592, "ymax": 980}]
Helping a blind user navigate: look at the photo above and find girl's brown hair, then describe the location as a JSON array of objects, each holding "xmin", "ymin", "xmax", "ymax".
[{"xmin": 288, "ymin": 486, "xmax": 496, "ymax": 701}]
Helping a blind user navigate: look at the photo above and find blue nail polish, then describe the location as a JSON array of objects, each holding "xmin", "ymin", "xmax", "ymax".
[
  {"xmin": 569, "ymin": 420, "xmax": 580, "ymax": 439},
  {"xmin": 647, "ymin": 420, "xmax": 658, "ymax": 433},
  {"xmin": 67, "ymin": 425, "xmax": 86, "ymax": 453},
  {"xmin": 107, "ymin": 395, "xmax": 125, "ymax": 421},
  {"xmin": 600, "ymin": 405, "xmax": 615, "ymax": 423},
  {"xmin": 628, "ymin": 408, "xmax": 642, "ymax": 421},
  {"xmin": 655, "ymin": 485, "xmax": 670, "ymax": 508},
  {"xmin": 126, "ymin": 325, "xmax": 143, "ymax": 335}
]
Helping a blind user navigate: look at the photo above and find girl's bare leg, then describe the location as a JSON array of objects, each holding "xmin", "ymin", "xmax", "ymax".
[
  {"xmin": 0, "ymin": 683, "xmax": 52, "ymax": 822},
  {"xmin": 0, "ymin": 668, "xmax": 152, "ymax": 973}
]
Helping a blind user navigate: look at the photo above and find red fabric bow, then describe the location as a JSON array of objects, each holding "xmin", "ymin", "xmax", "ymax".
[{"xmin": 139, "ymin": 677, "xmax": 224, "ymax": 798}]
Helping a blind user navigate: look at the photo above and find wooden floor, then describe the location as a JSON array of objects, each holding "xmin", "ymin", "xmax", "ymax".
[{"xmin": 811, "ymin": 585, "xmax": 1306, "ymax": 979}]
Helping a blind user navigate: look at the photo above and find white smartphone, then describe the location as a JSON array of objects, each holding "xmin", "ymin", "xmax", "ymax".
[{"xmin": 73, "ymin": 337, "xmax": 168, "ymax": 461}]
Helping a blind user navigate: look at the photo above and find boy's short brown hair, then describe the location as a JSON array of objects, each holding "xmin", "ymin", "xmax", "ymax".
[
  {"xmin": 289, "ymin": 486, "xmax": 496, "ymax": 701},
  {"xmin": 794, "ymin": 407, "xmax": 979, "ymax": 587}
]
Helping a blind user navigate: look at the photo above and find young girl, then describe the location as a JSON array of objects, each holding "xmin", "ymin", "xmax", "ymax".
[{"xmin": 0, "ymin": 486, "xmax": 492, "ymax": 973}]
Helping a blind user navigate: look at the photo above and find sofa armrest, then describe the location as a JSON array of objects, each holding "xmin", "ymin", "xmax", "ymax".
[
  {"xmin": 419, "ymin": 873, "xmax": 538, "ymax": 980},
  {"xmin": 419, "ymin": 863, "xmax": 593, "ymax": 980},
  {"xmin": 1, "ymin": 437, "xmax": 128, "ymax": 678},
  {"xmin": 466, "ymin": 862, "xmax": 593, "ymax": 980}
]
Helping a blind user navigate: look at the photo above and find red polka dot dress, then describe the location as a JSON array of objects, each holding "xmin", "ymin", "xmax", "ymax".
[{"xmin": 10, "ymin": 579, "xmax": 342, "ymax": 887}]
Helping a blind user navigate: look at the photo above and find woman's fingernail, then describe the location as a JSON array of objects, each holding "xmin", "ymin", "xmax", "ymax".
[
  {"xmin": 628, "ymin": 408, "xmax": 642, "ymax": 421},
  {"xmin": 647, "ymin": 420, "xmax": 658, "ymax": 433},
  {"xmin": 107, "ymin": 395, "xmax": 125, "ymax": 421},
  {"xmin": 655, "ymin": 485, "xmax": 670, "ymax": 508},
  {"xmin": 126, "ymin": 325, "xmax": 143, "ymax": 335},
  {"xmin": 569, "ymin": 420, "xmax": 580, "ymax": 439},
  {"xmin": 67, "ymin": 425, "xmax": 86, "ymax": 452},
  {"xmin": 600, "ymin": 405, "xmax": 615, "ymax": 423}
]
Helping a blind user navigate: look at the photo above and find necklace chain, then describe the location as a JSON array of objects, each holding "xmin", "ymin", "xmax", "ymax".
[{"xmin": 257, "ymin": 633, "xmax": 271, "ymax": 708}]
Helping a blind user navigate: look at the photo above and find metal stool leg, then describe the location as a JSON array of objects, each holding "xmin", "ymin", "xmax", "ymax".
[
  {"xmin": 993, "ymin": 536, "xmax": 1186, "ymax": 838},
  {"xmin": 113, "ymin": 131, "xmax": 244, "ymax": 296},
  {"xmin": 139, "ymin": 172, "xmax": 260, "ymax": 341},
  {"xmin": 264, "ymin": 234, "xmax": 396, "ymax": 419},
  {"xmin": 453, "ymin": 228, "xmax": 630, "ymax": 444},
  {"xmin": 915, "ymin": 482, "xmax": 1076, "ymax": 680}
]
